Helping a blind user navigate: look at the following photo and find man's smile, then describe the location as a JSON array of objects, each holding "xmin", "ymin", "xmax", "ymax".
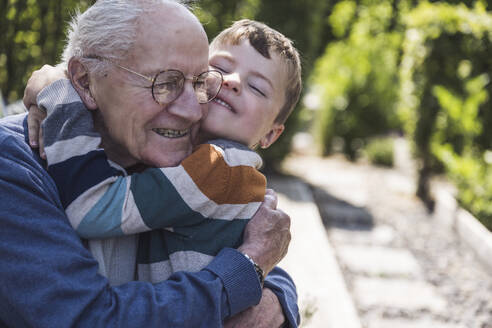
[{"xmin": 152, "ymin": 128, "xmax": 190, "ymax": 138}]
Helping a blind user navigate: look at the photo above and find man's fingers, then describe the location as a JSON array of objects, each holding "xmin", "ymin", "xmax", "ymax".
[
  {"xmin": 27, "ymin": 105, "xmax": 41, "ymax": 148},
  {"xmin": 263, "ymin": 189, "xmax": 278, "ymax": 209},
  {"xmin": 276, "ymin": 208, "xmax": 291, "ymax": 229}
]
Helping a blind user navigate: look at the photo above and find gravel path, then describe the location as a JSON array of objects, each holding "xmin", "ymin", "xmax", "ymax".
[{"xmin": 282, "ymin": 152, "xmax": 492, "ymax": 328}]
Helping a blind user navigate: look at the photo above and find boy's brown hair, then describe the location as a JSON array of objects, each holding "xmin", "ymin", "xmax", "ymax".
[{"xmin": 210, "ymin": 19, "xmax": 302, "ymax": 124}]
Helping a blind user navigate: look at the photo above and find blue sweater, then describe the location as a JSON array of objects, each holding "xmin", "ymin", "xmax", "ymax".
[{"xmin": 0, "ymin": 113, "xmax": 299, "ymax": 327}]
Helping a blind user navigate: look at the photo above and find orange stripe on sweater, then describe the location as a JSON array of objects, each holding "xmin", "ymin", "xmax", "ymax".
[{"xmin": 181, "ymin": 144, "xmax": 266, "ymax": 205}]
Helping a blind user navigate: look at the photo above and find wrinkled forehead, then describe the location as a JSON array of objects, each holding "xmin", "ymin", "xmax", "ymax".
[{"xmin": 128, "ymin": 3, "xmax": 209, "ymax": 74}]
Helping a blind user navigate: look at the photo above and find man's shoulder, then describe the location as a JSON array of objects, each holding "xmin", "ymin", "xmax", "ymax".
[
  {"xmin": 0, "ymin": 113, "xmax": 28, "ymax": 151},
  {"xmin": 0, "ymin": 113, "xmax": 59, "ymax": 203},
  {"xmin": 0, "ymin": 113, "xmax": 45, "ymax": 172}
]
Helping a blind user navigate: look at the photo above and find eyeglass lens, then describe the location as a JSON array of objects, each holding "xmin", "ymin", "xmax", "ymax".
[{"xmin": 152, "ymin": 70, "xmax": 222, "ymax": 104}]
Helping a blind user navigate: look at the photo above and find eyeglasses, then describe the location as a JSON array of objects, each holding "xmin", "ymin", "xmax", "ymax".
[{"xmin": 85, "ymin": 55, "xmax": 223, "ymax": 105}]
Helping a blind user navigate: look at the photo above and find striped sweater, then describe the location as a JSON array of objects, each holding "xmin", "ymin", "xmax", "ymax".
[{"xmin": 37, "ymin": 79, "xmax": 266, "ymax": 283}]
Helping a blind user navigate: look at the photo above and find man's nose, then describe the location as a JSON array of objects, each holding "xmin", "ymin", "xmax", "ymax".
[
  {"xmin": 222, "ymin": 73, "xmax": 241, "ymax": 94},
  {"xmin": 167, "ymin": 82, "xmax": 204, "ymax": 122}
]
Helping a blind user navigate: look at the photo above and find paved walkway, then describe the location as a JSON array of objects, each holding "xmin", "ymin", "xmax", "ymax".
[
  {"xmin": 271, "ymin": 150, "xmax": 492, "ymax": 328},
  {"xmin": 271, "ymin": 177, "xmax": 361, "ymax": 328}
]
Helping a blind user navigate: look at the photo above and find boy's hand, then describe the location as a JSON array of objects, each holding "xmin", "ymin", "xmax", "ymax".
[
  {"xmin": 23, "ymin": 64, "xmax": 66, "ymax": 110},
  {"xmin": 27, "ymin": 105, "xmax": 46, "ymax": 158},
  {"xmin": 224, "ymin": 288, "xmax": 285, "ymax": 328},
  {"xmin": 23, "ymin": 64, "xmax": 66, "ymax": 157}
]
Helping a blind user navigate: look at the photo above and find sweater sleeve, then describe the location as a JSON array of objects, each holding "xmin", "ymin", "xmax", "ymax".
[
  {"xmin": 0, "ymin": 117, "xmax": 262, "ymax": 327},
  {"xmin": 131, "ymin": 140, "xmax": 267, "ymax": 231},
  {"xmin": 265, "ymin": 267, "xmax": 301, "ymax": 327}
]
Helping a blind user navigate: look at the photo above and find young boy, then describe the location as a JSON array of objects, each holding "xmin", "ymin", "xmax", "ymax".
[{"xmin": 31, "ymin": 19, "xmax": 302, "ymax": 284}]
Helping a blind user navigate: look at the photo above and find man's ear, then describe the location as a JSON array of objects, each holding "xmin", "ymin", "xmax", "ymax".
[
  {"xmin": 68, "ymin": 58, "xmax": 98, "ymax": 110},
  {"xmin": 259, "ymin": 123, "xmax": 285, "ymax": 149}
]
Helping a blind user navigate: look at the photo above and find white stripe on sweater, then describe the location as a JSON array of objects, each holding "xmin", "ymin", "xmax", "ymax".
[
  {"xmin": 161, "ymin": 165, "xmax": 261, "ymax": 220},
  {"xmin": 137, "ymin": 251, "xmax": 214, "ymax": 283},
  {"xmin": 37, "ymin": 79, "xmax": 81, "ymax": 113},
  {"xmin": 120, "ymin": 185, "xmax": 152, "ymax": 235},
  {"xmin": 210, "ymin": 144, "xmax": 263, "ymax": 168},
  {"xmin": 66, "ymin": 176, "xmax": 120, "ymax": 229},
  {"xmin": 44, "ymin": 135, "xmax": 101, "ymax": 166}
]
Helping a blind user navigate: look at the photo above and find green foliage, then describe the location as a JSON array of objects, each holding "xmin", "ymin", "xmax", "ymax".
[
  {"xmin": 432, "ymin": 144, "xmax": 492, "ymax": 230},
  {"xmin": 398, "ymin": 2, "xmax": 492, "ymax": 208},
  {"xmin": 431, "ymin": 73, "xmax": 492, "ymax": 230},
  {"xmin": 193, "ymin": 0, "xmax": 261, "ymax": 40},
  {"xmin": 364, "ymin": 137, "xmax": 394, "ymax": 167},
  {"xmin": 0, "ymin": 0, "xmax": 95, "ymax": 104},
  {"xmin": 329, "ymin": 0, "xmax": 357, "ymax": 38},
  {"xmin": 399, "ymin": 1, "xmax": 492, "ymax": 227},
  {"xmin": 310, "ymin": 0, "xmax": 404, "ymax": 160}
]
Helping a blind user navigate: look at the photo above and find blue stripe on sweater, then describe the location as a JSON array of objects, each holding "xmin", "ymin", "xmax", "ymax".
[
  {"xmin": 131, "ymin": 168, "xmax": 206, "ymax": 229},
  {"xmin": 48, "ymin": 150, "xmax": 123, "ymax": 208},
  {"xmin": 137, "ymin": 219, "xmax": 248, "ymax": 264},
  {"xmin": 76, "ymin": 178, "xmax": 125, "ymax": 238}
]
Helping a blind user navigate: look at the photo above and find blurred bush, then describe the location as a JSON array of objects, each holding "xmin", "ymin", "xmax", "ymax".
[
  {"xmin": 309, "ymin": 0, "xmax": 404, "ymax": 161},
  {"xmin": 364, "ymin": 137, "xmax": 394, "ymax": 167},
  {"xmin": 398, "ymin": 1, "xmax": 492, "ymax": 213},
  {"xmin": 0, "ymin": 1, "xmax": 95, "ymax": 104},
  {"xmin": 430, "ymin": 73, "xmax": 492, "ymax": 230}
]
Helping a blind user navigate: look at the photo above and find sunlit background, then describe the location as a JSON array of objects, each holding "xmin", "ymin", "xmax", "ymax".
[{"xmin": 1, "ymin": 1, "xmax": 491, "ymax": 327}]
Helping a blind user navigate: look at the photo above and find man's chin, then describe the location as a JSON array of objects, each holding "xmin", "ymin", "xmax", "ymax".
[{"xmin": 143, "ymin": 151, "xmax": 189, "ymax": 168}]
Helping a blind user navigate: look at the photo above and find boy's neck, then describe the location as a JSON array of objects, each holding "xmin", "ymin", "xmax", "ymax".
[{"xmin": 196, "ymin": 131, "xmax": 254, "ymax": 150}]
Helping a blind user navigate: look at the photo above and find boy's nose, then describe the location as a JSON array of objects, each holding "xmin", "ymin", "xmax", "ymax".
[{"xmin": 223, "ymin": 73, "xmax": 241, "ymax": 94}]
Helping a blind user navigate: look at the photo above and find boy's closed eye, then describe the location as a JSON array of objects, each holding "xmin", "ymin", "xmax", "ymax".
[
  {"xmin": 209, "ymin": 61, "xmax": 230, "ymax": 74},
  {"xmin": 249, "ymin": 83, "xmax": 266, "ymax": 97},
  {"xmin": 248, "ymin": 76, "xmax": 271, "ymax": 98}
]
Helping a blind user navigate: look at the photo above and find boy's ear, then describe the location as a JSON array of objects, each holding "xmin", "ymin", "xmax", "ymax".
[
  {"xmin": 259, "ymin": 123, "xmax": 285, "ymax": 149},
  {"xmin": 68, "ymin": 58, "xmax": 98, "ymax": 110}
]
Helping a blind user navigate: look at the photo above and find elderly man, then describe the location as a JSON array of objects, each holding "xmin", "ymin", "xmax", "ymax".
[{"xmin": 0, "ymin": 0, "xmax": 297, "ymax": 327}]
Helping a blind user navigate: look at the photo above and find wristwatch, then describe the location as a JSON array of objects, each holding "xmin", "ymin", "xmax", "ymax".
[{"xmin": 243, "ymin": 253, "xmax": 265, "ymax": 286}]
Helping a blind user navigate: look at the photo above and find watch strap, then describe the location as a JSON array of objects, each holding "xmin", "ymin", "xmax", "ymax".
[{"xmin": 243, "ymin": 253, "xmax": 265, "ymax": 286}]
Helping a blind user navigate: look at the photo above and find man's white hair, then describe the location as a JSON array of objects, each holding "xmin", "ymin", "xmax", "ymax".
[{"xmin": 62, "ymin": 0, "xmax": 189, "ymax": 75}]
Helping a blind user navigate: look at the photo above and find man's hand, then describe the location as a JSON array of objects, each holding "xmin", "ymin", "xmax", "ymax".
[
  {"xmin": 238, "ymin": 189, "xmax": 291, "ymax": 276},
  {"xmin": 224, "ymin": 288, "xmax": 285, "ymax": 328},
  {"xmin": 23, "ymin": 64, "xmax": 65, "ymax": 154}
]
